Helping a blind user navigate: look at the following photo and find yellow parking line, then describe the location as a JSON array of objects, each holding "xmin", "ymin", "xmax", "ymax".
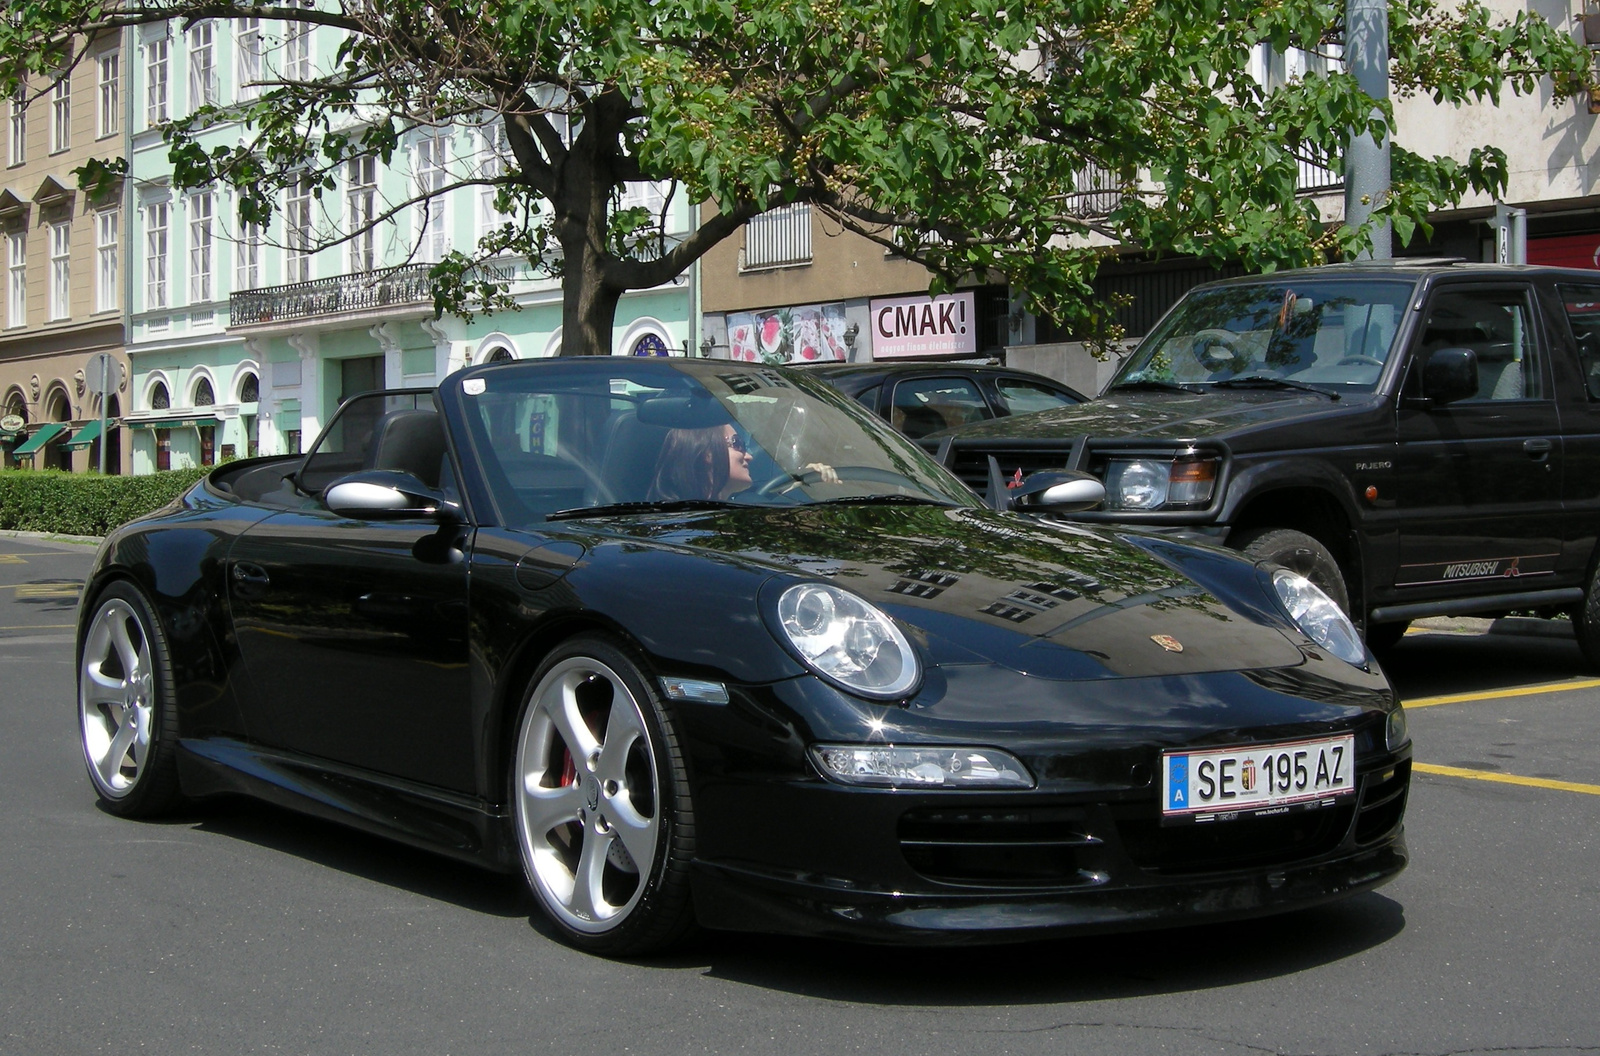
[
  {"xmin": 1414, "ymin": 762, "xmax": 1600, "ymax": 797},
  {"xmin": 1405, "ymin": 679, "xmax": 1600, "ymax": 709}
]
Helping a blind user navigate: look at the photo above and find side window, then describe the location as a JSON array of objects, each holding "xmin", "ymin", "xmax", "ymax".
[
  {"xmin": 297, "ymin": 393, "xmax": 439, "ymax": 495},
  {"xmin": 853, "ymin": 384, "xmax": 881, "ymax": 413},
  {"xmin": 1557, "ymin": 284, "xmax": 1600, "ymax": 400},
  {"xmin": 1416, "ymin": 288, "xmax": 1540, "ymax": 401},
  {"xmin": 889, "ymin": 376, "xmax": 989, "ymax": 438},
  {"xmin": 993, "ymin": 377, "xmax": 1078, "ymax": 416}
]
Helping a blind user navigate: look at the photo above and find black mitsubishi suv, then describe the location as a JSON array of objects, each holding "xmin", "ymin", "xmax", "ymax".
[{"xmin": 934, "ymin": 260, "xmax": 1600, "ymax": 659}]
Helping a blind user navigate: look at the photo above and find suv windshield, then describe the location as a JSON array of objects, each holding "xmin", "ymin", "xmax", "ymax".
[
  {"xmin": 453, "ymin": 359, "xmax": 978, "ymax": 527},
  {"xmin": 1111, "ymin": 278, "xmax": 1418, "ymax": 393}
]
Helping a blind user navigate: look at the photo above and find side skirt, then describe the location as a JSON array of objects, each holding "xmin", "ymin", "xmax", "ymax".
[{"xmin": 176, "ymin": 737, "xmax": 517, "ymax": 873}]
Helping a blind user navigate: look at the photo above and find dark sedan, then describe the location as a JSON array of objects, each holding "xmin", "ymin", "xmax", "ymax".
[
  {"xmin": 76, "ymin": 357, "xmax": 1409, "ymax": 956},
  {"xmin": 797, "ymin": 361, "xmax": 1086, "ymax": 438}
]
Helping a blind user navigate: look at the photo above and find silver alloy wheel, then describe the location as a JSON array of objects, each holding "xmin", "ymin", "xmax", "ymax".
[
  {"xmin": 514, "ymin": 656, "xmax": 660, "ymax": 934},
  {"xmin": 79, "ymin": 597, "xmax": 156, "ymax": 799}
]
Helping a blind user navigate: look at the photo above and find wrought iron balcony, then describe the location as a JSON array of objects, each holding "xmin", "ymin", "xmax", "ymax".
[{"xmin": 229, "ymin": 261, "xmax": 516, "ymax": 327}]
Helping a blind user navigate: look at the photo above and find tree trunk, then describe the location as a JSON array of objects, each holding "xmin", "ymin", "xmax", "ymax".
[{"xmin": 558, "ymin": 240, "xmax": 622, "ymax": 357}]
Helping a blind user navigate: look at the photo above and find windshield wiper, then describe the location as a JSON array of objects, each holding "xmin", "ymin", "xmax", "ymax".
[
  {"xmin": 546, "ymin": 499, "xmax": 742, "ymax": 521},
  {"xmin": 1210, "ymin": 375, "xmax": 1340, "ymax": 400},
  {"xmin": 809, "ymin": 494, "xmax": 961, "ymax": 508},
  {"xmin": 1108, "ymin": 378, "xmax": 1205, "ymax": 394}
]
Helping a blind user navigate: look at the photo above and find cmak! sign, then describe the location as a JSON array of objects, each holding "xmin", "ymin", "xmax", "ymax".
[{"xmin": 869, "ymin": 291, "xmax": 978, "ymax": 359}]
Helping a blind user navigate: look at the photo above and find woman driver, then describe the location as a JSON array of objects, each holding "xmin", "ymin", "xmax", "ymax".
[{"xmin": 647, "ymin": 424, "xmax": 753, "ymax": 501}]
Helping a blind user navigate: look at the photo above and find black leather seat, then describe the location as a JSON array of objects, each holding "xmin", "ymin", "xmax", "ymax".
[{"xmin": 365, "ymin": 408, "xmax": 447, "ymax": 488}]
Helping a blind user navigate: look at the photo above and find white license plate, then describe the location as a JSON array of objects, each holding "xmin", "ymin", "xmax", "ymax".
[{"xmin": 1161, "ymin": 733, "xmax": 1356, "ymax": 823}]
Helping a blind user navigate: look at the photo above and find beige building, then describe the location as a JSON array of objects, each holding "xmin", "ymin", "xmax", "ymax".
[
  {"xmin": 700, "ymin": 7, "xmax": 1600, "ymax": 397},
  {"xmin": 1, "ymin": 30, "xmax": 130, "ymax": 474}
]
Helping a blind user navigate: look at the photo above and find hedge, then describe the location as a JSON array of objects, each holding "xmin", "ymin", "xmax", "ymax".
[{"xmin": 0, "ymin": 466, "xmax": 212, "ymax": 537}]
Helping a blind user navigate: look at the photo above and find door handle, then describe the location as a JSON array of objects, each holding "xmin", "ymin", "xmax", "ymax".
[
  {"xmin": 1523, "ymin": 438, "xmax": 1553, "ymax": 461},
  {"xmin": 230, "ymin": 562, "xmax": 271, "ymax": 597}
]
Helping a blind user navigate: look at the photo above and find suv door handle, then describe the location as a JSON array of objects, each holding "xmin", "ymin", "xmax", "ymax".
[{"xmin": 1524, "ymin": 438, "xmax": 1553, "ymax": 461}]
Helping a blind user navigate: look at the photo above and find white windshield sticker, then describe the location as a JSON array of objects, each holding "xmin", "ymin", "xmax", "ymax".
[{"xmin": 463, "ymin": 379, "xmax": 486, "ymax": 395}]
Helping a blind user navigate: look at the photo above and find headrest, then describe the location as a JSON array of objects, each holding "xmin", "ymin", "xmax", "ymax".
[{"xmin": 635, "ymin": 394, "xmax": 730, "ymax": 429}]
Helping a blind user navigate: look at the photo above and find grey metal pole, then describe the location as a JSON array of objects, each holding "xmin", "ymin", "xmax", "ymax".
[
  {"xmin": 97, "ymin": 356, "xmax": 108, "ymax": 474},
  {"xmin": 1345, "ymin": 0, "xmax": 1392, "ymax": 260}
]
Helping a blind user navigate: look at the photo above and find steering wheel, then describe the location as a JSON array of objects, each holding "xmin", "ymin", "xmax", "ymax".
[
  {"xmin": 1193, "ymin": 328, "xmax": 1246, "ymax": 367},
  {"xmin": 754, "ymin": 465, "xmax": 917, "ymax": 497},
  {"xmin": 1335, "ymin": 354, "xmax": 1385, "ymax": 367}
]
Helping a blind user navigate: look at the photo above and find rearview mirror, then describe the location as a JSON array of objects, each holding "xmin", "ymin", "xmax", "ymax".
[
  {"xmin": 323, "ymin": 470, "xmax": 462, "ymax": 522},
  {"xmin": 1011, "ymin": 470, "xmax": 1106, "ymax": 513},
  {"xmin": 1422, "ymin": 347, "xmax": 1478, "ymax": 405}
]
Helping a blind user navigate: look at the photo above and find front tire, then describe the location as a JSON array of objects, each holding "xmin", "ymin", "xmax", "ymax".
[
  {"xmin": 511, "ymin": 636, "xmax": 696, "ymax": 955},
  {"xmin": 77, "ymin": 580, "xmax": 184, "ymax": 817},
  {"xmin": 1232, "ymin": 527, "xmax": 1351, "ymax": 614}
]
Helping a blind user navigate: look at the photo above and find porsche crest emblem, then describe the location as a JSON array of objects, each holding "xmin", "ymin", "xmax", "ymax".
[{"xmin": 1150, "ymin": 634, "xmax": 1184, "ymax": 653}]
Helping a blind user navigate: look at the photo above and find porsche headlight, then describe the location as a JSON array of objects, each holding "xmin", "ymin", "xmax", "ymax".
[
  {"xmin": 1272, "ymin": 568, "xmax": 1365, "ymax": 666},
  {"xmin": 776, "ymin": 582, "xmax": 920, "ymax": 699}
]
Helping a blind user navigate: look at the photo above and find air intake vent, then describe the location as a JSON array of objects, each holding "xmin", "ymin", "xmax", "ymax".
[{"xmin": 897, "ymin": 806, "xmax": 1104, "ymax": 888}]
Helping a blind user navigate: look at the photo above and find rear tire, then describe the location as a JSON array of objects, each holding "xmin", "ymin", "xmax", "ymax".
[
  {"xmin": 511, "ymin": 635, "xmax": 696, "ymax": 956},
  {"xmin": 77, "ymin": 580, "xmax": 184, "ymax": 817},
  {"xmin": 1232, "ymin": 527, "xmax": 1351, "ymax": 614},
  {"xmin": 1575, "ymin": 573, "xmax": 1600, "ymax": 671}
]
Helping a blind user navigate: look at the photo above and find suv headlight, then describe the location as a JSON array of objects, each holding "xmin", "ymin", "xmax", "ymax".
[
  {"xmin": 1271, "ymin": 568, "xmax": 1366, "ymax": 666},
  {"xmin": 1102, "ymin": 457, "xmax": 1218, "ymax": 511},
  {"xmin": 775, "ymin": 582, "xmax": 921, "ymax": 699}
]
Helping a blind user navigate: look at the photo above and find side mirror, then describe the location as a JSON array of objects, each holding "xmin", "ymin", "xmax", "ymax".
[
  {"xmin": 1010, "ymin": 470, "xmax": 1106, "ymax": 513},
  {"xmin": 323, "ymin": 470, "xmax": 462, "ymax": 521},
  {"xmin": 1422, "ymin": 347, "xmax": 1478, "ymax": 405}
]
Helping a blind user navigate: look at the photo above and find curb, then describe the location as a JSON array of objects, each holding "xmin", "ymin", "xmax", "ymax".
[
  {"xmin": 0, "ymin": 529, "xmax": 104, "ymax": 547},
  {"xmin": 1411, "ymin": 615, "xmax": 1575, "ymax": 640}
]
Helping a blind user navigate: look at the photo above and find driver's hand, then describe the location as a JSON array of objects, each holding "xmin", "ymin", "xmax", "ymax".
[{"xmin": 802, "ymin": 462, "xmax": 839, "ymax": 483}]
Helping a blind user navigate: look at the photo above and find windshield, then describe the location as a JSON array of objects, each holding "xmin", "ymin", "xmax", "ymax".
[
  {"xmin": 452, "ymin": 359, "xmax": 979, "ymax": 527},
  {"xmin": 1111, "ymin": 278, "xmax": 1417, "ymax": 393}
]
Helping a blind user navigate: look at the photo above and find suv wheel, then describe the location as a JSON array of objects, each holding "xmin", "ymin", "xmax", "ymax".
[{"xmin": 1232, "ymin": 527, "xmax": 1350, "ymax": 614}]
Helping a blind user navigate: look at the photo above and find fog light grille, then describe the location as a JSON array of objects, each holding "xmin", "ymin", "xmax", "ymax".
[{"xmin": 897, "ymin": 807, "xmax": 1103, "ymax": 888}]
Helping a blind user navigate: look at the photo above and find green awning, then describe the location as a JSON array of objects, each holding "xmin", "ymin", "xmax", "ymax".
[
  {"xmin": 12, "ymin": 422, "xmax": 67, "ymax": 456},
  {"xmin": 126, "ymin": 416, "xmax": 218, "ymax": 431},
  {"xmin": 59, "ymin": 420, "xmax": 105, "ymax": 450}
]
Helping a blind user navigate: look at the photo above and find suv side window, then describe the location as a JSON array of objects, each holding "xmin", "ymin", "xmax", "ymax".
[
  {"xmin": 1416, "ymin": 287, "xmax": 1540, "ymax": 401},
  {"xmin": 993, "ymin": 377, "xmax": 1078, "ymax": 415},
  {"xmin": 1557, "ymin": 284, "xmax": 1600, "ymax": 399}
]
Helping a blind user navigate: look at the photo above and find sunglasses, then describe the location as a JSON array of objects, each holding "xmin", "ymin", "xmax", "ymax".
[{"xmin": 723, "ymin": 434, "xmax": 749, "ymax": 453}]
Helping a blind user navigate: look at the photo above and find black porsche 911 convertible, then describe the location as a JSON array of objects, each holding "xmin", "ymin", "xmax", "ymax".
[{"xmin": 76, "ymin": 357, "xmax": 1410, "ymax": 955}]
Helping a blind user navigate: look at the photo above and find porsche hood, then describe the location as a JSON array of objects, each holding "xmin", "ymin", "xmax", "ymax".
[{"xmin": 584, "ymin": 505, "xmax": 1310, "ymax": 680}]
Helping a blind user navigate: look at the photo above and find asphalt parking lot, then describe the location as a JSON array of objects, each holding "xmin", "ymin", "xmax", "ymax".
[{"xmin": 1, "ymin": 533, "xmax": 1595, "ymax": 1056}]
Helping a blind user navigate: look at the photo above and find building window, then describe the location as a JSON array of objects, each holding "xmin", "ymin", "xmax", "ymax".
[
  {"xmin": 98, "ymin": 52, "xmax": 119, "ymax": 138},
  {"xmin": 48, "ymin": 221, "xmax": 70, "ymax": 320},
  {"xmin": 192, "ymin": 377, "xmax": 215, "ymax": 406},
  {"xmin": 5, "ymin": 232, "xmax": 23, "ymax": 328},
  {"xmin": 286, "ymin": 177, "xmax": 313, "ymax": 283},
  {"xmin": 146, "ymin": 201, "xmax": 169, "ymax": 309},
  {"xmin": 346, "ymin": 156, "xmax": 376, "ymax": 272},
  {"xmin": 146, "ymin": 37, "xmax": 169, "ymax": 125},
  {"xmin": 239, "ymin": 372, "xmax": 259, "ymax": 403},
  {"xmin": 236, "ymin": 18, "xmax": 262, "ymax": 101},
  {"xmin": 8, "ymin": 88, "xmax": 24, "ymax": 167},
  {"xmin": 96, "ymin": 209, "xmax": 119, "ymax": 313},
  {"xmin": 189, "ymin": 191, "xmax": 213, "ymax": 302},
  {"xmin": 477, "ymin": 123, "xmax": 512, "ymax": 240},
  {"xmin": 285, "ymin": 19, "xmax": 311, "ymax": 82},
  {"xmin": 236, "ymin": 220, "xmax": 261, "ymax": 290},
  {"xmin": 155, "ymin": 431, "xmax": 171, "ymax": 471},
  {"xmin": 415, "ymin": 133, "xmax": 449, "ymax": 262},
  {"xmin": 149, "ymin": 381, "xmax": 170, "ymax": 409},
  {"xmin": 743, "ymin": 203, "xmax": 812, "ymax": 270},
  {"xmin": 188, "ymin": 22, "xmax": 217, "ymax": 109},
  {"xmin": 49, "ymin": 75, "xmax": 69, "ymax": 153}
]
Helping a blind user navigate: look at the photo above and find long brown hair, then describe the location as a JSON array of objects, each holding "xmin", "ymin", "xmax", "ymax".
[{"xmin": 647, "ymin": 426, "xmax": 730, "ymax": 500}]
